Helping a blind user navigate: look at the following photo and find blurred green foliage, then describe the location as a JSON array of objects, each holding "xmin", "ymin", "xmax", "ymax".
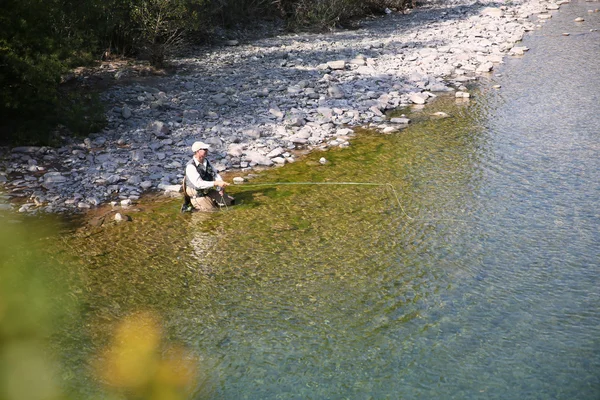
[{"xmin": 0, "ymin": 221, "xmax": 72, "ymax": 400}]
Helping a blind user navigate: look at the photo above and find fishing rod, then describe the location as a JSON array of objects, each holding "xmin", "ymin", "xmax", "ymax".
[{"xmin": 229, "ymin": 181, "xmax": 467, "ymax": 223}]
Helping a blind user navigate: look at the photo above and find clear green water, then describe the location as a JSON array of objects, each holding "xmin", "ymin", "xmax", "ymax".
[{"xmin": 27, "ymin": 2, "xmax": 600, "ymax": 399}]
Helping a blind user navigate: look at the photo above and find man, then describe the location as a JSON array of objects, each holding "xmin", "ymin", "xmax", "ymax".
[{"xmin": 182, "ymin": 141, "xmax": 234, "ymax": 212}]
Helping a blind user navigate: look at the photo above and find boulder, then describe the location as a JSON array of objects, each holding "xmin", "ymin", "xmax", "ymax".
[
  {"xmin": 327, "ymin": 60, "xmax": 346, "ymax": 70},
  {"xmin": 409, "ymin": 92, "xmax": 428, "ymax": 104},
  {"xmin": 147, "ymin": 120, "xmax": 170, "ymax": 136},
  {"xmin": 481, "ymin": 7, "xmax": 504, "ymax": 17},
  {"xmin": 390, "ymin": 117, "xmax": 411, "ymax": 124},
  {"xmin": 244, "ymin": 151, "xmax": 273, "ymax": 166}
]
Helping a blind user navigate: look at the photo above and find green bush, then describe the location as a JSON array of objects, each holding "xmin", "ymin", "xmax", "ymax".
[
  {"xmin": 283, "ymin": 0, "xmax": 363, "ymax": 30},
  {"xmin": 130, "ymin": 0, "xmax": 208, "ymax": 66},
  {"xmin": 0, "ymin": 0, "xmax": 64, "ymax": 144},
  {"xmin": 59, "ymin": 92, "xmax": 107, "ymax": 137},
  {"xmin": 364, "ymin": 0, "xmax": 417, "ymax": 12},
  {"xmin": 276, "ymin": 0, "xmax": 415, "ymax": 31},
  {"xmin": 205, "ymin": 0, "xmax": 279, "ymax": 27}
]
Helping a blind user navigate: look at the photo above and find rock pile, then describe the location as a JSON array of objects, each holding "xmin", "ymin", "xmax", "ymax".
[{"xmin": 0, "ymin": 0, "xmax": 561, "ymax": 214}]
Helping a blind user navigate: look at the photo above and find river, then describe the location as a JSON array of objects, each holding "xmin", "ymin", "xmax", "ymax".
[{"xmin": 11, "ymin": 1, "xmax": 600, "ymax": 399}]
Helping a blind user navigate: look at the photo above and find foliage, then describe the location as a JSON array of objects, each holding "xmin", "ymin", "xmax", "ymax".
[
  {"xmin": 0, "ymin": 0, "xmax": 62, "ymax": 142},
  {"xmin": 0, "ymin": 0, "xmax": 202, "ymax": 144},
  {"xmin": 0, "ymin": 0, "xmax": 110, "ymax": 144},
  {"xmin": 285, "ymin": 0, "xmax": 364, "ymax": 31},
  {"xmin": 205, "ymin": 0, "xmax": 281, "ymax": 27},
  {"xmin": 59, "ymin": 92, "xmax": 107, "ymax": 137},
  {"xmin": 364, "ymin": 0, "xmax": 417, "ymax": 12},
  {"xmin": 130, "ymin": 0, "xmax": 203, "ymax": 66},
  {"xmin": 0, "ymin": 221, "xmax": 73, "ymax": 400},
  {"xmin": 270, "ymin": 0, "xmax": 416, "ymax": 31}
]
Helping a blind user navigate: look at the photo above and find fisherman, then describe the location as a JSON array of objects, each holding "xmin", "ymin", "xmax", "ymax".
[{"xmin": 181, "ymin": 141, "xmax": 234, "ymax": 212}]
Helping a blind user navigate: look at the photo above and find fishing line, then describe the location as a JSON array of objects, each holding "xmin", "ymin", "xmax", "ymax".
[{"xmin": 230, "ymin": 181, "xmax": 468, "ymax": 223}]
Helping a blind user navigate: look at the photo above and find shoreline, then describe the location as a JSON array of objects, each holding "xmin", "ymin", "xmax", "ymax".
[{"xmin": 0, "ymin": 0, "xmax": 562, "ymax": 215}]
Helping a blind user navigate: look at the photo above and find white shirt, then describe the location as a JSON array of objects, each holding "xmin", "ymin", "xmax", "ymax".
[{"xmin": 185, "ymin": 158, "xmax": 222, "ymax": 190}]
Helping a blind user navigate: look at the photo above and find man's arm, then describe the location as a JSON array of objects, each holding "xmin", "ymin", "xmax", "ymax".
[{"xmin": 208, "ymin": 161, "xmax": 229, "ymax": 188}]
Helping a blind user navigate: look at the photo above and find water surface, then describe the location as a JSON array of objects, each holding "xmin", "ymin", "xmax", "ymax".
[{"xmin": 46, "ymin": 2, "xmax": 600, "ymax": 398}]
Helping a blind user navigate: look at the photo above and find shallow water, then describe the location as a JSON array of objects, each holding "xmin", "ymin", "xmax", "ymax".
[{"xmin": 42, "ymin": 2, "xmax": 600, "ymax": 399}]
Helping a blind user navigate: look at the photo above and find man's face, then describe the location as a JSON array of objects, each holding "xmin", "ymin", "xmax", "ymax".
[{"xmin": 195, "ymin": 149, "xmax": 207, "ymax": 159}]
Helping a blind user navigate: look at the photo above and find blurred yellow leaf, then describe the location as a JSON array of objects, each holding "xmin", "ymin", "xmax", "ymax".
[{"xmin": 95, "ymin": 311, "xmax": 198, "ymax": 400}]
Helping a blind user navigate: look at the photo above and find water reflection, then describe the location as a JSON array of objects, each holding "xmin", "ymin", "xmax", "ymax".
[{"xmin": 188, "ymin": 211, "xmax": 223, "ymax": 276}]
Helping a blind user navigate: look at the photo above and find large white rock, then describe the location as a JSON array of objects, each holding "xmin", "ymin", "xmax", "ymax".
[
  {"xmin": 147, "ymin": 120, "xmax": 170, "ymax": 136},
  {"xmin": 228, "ymin": 144, "xmax": 245, "ymax": 157},
  {"xmin": 476, "ymin": 62, "xmax": 494, "ymax": 73},
  {"xmin": 327, "ymin": 60, "xmax": 346, "ymax": 70},
  {"xmin": 114, "ymin": 212, "xmax": 132, "ymax": 222},
  {"xmin": 267, "ymin": 147, "xmax": 284, "ymax": 158},
  {"xmin": 140, "ymin": 181, "xmax": 153, "ymax": 190},
  {"xmin": 382, "ymin": 126, "xmax": 399, "ymax": 134},
  {"xmin": 349, "ymin": 57, "xmax": 366, "ymax": 66},
  {"xmin": 244, "ymin": 151, "xmax": 273, "ymax": 166},
  {"xmin": 481, "ymin": 7, "xmax": 504, "ymax": 17},
  {"xmin": 390, "ymin": 117, "xmax": 411, "ymax": 124},
  {"xmin": 510, "ymin": 46, "xmax": 530, "ymax": 55},
  {"xmin": 336, "ymin": 128, "xmax": 354, "ymax": 136},
  {"xmin": 409, "ymin": 92, "xmax": 428, "ymax": 104},
  {"xmin": 158, "ymin": 183, "xmax": 181, "ymax": 193}
]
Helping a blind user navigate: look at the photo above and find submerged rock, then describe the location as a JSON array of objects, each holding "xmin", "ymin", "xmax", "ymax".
[
  {"xmin": 114, "ymin": 212, "xmax": 132, "ymax": 222},
  {"xmin": 431, "ymin": 111, "xmax": 450, "ymax": 118}
]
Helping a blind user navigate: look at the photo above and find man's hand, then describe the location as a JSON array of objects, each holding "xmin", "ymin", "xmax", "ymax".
[{"xmin": 214, "ymin": 180, "xmax": 229, "ymax": 187}]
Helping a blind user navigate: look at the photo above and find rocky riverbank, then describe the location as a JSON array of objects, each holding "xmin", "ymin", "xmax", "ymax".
[{"xmin": 0, "ymin": 0, "xmax": 567, "ymax": 214}]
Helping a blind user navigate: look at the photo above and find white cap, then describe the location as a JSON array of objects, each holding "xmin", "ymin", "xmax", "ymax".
[{"xmin": 191, "ymin": 141, "xmax": 210, "ymax": 152}]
